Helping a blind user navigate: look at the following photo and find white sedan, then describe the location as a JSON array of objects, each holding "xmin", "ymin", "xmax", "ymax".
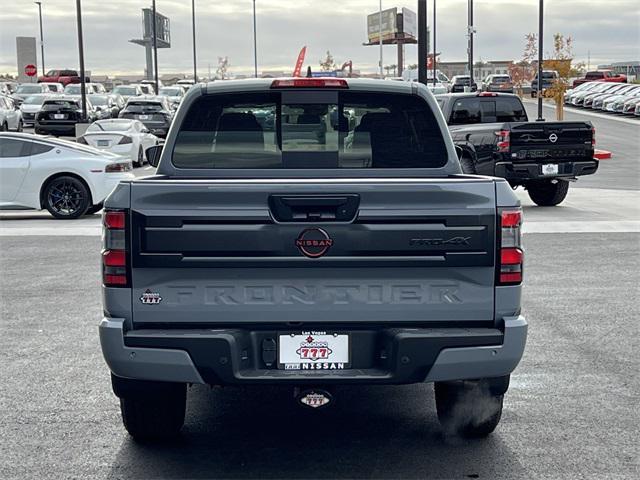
[
  {"xmin": 77, "ymin": 119, "xmax": 159, "ymax": 167},
  {"xmin": 0, "ymin": 132, "xmax": 134, "ymax": 219}
]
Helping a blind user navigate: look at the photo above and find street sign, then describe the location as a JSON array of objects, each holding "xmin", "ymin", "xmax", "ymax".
[{"xmin": 25, "ymin": 64, "xmax": 37, "ymax": 77}]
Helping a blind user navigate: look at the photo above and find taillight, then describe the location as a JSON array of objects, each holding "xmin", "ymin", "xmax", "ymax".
[
  {"xmin": 118, "ymin": 136, "xmax": 132, "ymax": 145},
  {"xmin": 498, "ymin": 208, "xmax": 523, "ymax": 285},
  {"xmin": 495, "ymin": 129, "xmax": 510, "ymax": 153},
  {"xmin": 271, "ymin": 78, "xmax": 348, "ymax": 89},
  {"xmin": 591, "ymin": 126, "xmax": 596, "ymax": 147},
  {"xmin": 102, "ymin": 209, "xmax": 129, "ymax": 287},
  {"xmin": 105, "ymin": 162, "xmax": 132, "ymax": 173}
]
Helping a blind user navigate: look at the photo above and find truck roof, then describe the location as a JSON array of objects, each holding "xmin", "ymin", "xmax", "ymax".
[{"xmin": 202, "ymin": 77, "xmax": 414, "ymax": 95}]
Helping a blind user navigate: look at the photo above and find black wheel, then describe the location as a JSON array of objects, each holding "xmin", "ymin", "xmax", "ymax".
[
  {"xmin": 527, "ymin": 179, "xmax": 570, "ymax": 206},
  {"xmin": 459, "ymin": 154, "xmax": 477, "ymax": 174},
  {"xmin": 435, "ymin": 380, "xmax": 504, "ymax": 438},
  {"xmin": 85, "ymin": 203, "xmax": 103, "ymax": 215},
  {"xmin": 0, "ymin": 122, "xmax": 7, "ymax": 131},
  {"xmin": 120, "ymin": 384, "xmax": 186, "ymax": 441},
  {"xmin": 43, "ymin": 176, "xmax": 91, "ymax": 219},
  {"xmin": 135, "ymin": 146, "xmax": 144, "ymax": 167},
  {"xmin": 17, "ymin": 120, "xmax": 23, "ymax": 132},
  {"xmin": 531, "ymin": 91, "xmax": 536, "ymax": 98}
]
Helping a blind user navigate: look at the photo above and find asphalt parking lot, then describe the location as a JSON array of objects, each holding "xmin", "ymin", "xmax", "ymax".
[{"xmin": 1, "ymin": 105, "xmax": 639, "ymax": 479}]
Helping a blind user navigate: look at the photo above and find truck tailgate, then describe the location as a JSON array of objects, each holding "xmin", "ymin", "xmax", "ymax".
[
  {"xmin": 129, "ymin": 178, "xmax": 497, "ymax": 325},
  {"xmin": 509, "ymin": 121, "xmax": 593, "ymax": 162}
]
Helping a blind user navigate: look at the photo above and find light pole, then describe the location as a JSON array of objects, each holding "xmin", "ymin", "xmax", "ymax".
[
  {"xmin": 253, "ymin": 0, "xmax": 258, "ymax": 78},
  {"xmin": 468, "ymin": 0, "xmax": 474, "ymax": 85},
  {"xmin": 379, "ymin": 0, "xmax": 383, "ymax": 78},
  {"xmin": 191, "ymin": 0, "xmax": 197, "ymax": 82},
  {"xmin": 418, "ymin": 0, "xmax": 427, "ymax": 84},
  {"xmin": 432, "ymin": 0, "xmax": 437, "ymax": 85},
  {"xmin": 75, "ymin": 0, "xmax": 87, "ymax": 121},
  {"xmin": 152, "ymin": 0, "xmax": 159, "ymax": 93},
  {"xmin": 35, "ymin": 2, "xmax": 45, "ymax": 77},
  {"xmin": 537, "ymin": 0, "xmax": 544, "ymax": 121}
]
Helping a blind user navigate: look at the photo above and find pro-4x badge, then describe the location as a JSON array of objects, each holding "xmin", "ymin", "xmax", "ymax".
[{"xmin": 140, "ymin": 289, "xmax": 162, "ymax": 305}]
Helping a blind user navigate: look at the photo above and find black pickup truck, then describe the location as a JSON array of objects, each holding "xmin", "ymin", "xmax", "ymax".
[{"xmin": 436, "ymin": 92, "xmax": 598, "ymax": 206}]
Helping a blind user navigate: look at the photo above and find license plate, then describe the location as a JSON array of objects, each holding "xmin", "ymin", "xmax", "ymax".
[
  {"xmin": 138, "ymin": 114, "xmax": 149, "ymax": 120},
  {"xmin": 53, "ymin": 114, "xmax": 66, "ymax": 119},
  {"xmin": 97, "ymin": 140, "xmax": 110, "ymax": 147},
  {"xmin": 279, "ymin": 333, "xmax": 349, "ymax": 370},
  {"xmin": 542, "ymin": 163, "xmax": 559, "ymax": 175}
]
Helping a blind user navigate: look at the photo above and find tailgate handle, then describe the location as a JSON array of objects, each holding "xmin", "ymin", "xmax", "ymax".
[{"xmin": 269, "ymin": 195, "xmax": 360, "ymax": 222}]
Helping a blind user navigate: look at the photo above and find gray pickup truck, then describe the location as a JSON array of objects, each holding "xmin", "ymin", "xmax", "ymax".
[{"xmin": 99, "ymin": 78, "xmax": 527, "ymax": 441}]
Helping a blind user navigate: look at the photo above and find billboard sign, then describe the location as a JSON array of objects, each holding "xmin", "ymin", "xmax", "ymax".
[
  {"xmin": 401, "ymin": 8, "xmax": 417, "ymax": 39},
  {"xmin": 16, "ymin": 37, "xmax": 38, "ymax": 83},
  {"xmin": 142, "ymin": 8, "xmax": 171, "ymax": 48},
  {"xmin": 367, "ymin": 8, "xmax": 398, "ymax": 43}
]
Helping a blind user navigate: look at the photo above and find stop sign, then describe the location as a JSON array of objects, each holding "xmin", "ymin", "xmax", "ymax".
[{"xmin": 25, "ymin": 64, "xmax": 37, "ymax": 77}]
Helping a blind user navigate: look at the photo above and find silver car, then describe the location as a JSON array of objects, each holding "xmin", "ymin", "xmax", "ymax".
[
  {"xmin": 19, "ymin": 94, "xmax": 51, "ymax": 126},
  {"xmin": 0, "ymin": 95, "xmax": 24, "ymax": 131}
]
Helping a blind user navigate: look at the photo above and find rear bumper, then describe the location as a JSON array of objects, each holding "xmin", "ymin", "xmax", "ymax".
[
  {"xmin": 495, "ymin": 160, "xmax": 599, "ymax": 182},
  {"xmin": 99, "ymin": 316, "xmax": 527, "ymax": 386},
  {"xmin": 35, "ymin": 122, "xmax": 77, "ymax": 135}
]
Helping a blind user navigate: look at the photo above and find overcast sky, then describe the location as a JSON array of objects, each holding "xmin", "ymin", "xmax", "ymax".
[{"xmin": 1, "ymin": 0, "xmax": 638, "ymax": 77}]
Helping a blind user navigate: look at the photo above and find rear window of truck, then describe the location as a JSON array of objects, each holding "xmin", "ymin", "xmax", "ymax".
[
  {"xmin": 172, "ymin": 91, "xmax": 447, "ymax": 169},
  {"xmin": 449, "ymin": 97, "xmax": 527, "ymax": 125}
]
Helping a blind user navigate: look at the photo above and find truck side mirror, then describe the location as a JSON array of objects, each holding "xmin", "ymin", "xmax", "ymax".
[{"xmin": 146, "ymin": 145, "xmax": 163, "ymax": 168}]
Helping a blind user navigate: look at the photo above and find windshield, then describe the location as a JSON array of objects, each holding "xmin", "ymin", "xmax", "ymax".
[
  {"xmin": 64, "ymin": 85, "xmax": 82, "ymax": 94},
  {"xmin": 89, "ymin": 95, "xmax": 108, "ymax": 106},
  {"xmin": 172, "ymin": 91, "xmax": 447, "ymax": 169},
  {"xmin": 126, "ymin": 101, "xmax": 164, "ymax": 112},
  {"xmin": 43, "ymin": 100, "xmax": 79, "ymax": 110},
  {"xmin": 160, "ymin": 88, "xmax": 182, "ymax": 96},
  {"xmin": 88, "ymin": 120, "xmax": 131, "ymax": 132},
  {"xmin": 23, "ymin": 95, "xmax": 47, "ymax": 105},
  {"xmin": 17, "ymin": 85, "xmax": 42, "ymax": 94},
  {"xmin": 492, "ymin": 76, "xmax": 511, "ymax": 83},
  {"xmin": 113, "ymin": 86, "xmax": 137, "ymax": 95},
  {"xmin": 449, "ymin": 96, "xmax": 528, "ymax": 125}
]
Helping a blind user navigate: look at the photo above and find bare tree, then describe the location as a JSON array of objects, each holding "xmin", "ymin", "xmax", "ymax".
[
  {"xmin": 319, "ymin": 51, "xmax": 336, "ymax": 72},
  {"xmin": 216, "ymin": 56, "xmax": 230, "ymax": 80}
]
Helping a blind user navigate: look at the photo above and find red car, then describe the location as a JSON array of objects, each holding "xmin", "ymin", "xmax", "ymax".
[
  {"xmin": 37, "ymin": 69, "xmax": 88, "ymax": 87},
  {"xmin": 573, "ymin": 70, "xmax": 627, "ymax": 88}
]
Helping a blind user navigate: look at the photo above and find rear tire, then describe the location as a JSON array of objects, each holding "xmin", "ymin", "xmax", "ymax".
[
  {"xmin": 527, "ymin": 179, "xmax": 570, "ymax": 206},
  {"xmin": 16, "ymin": 120, "xmax": 23, "ymax": 132},
  {"xmin": 135, "ymin": 146, "xmax": 144, "ymax": 168},
  {"xmin": 85, "ymin": 204, "xmax": 103, "ymax": 215},
  {"xmin": 0, "ymin": 122, "xmax": 7, "ymax": 131},
  {"xmin": 119, "ymin": 384, "xmax": 186, "ymax": 441},
  {"xmin": 435, "ymin": 380, "xmax": 504, "ymax": 438},
  {"xmin": 459, "ymin": 154, "xmax": 477, "ymax": 174}
]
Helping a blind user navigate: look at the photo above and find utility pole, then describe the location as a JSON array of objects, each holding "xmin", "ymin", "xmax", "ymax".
[
  {"xmin": 432, "ymin": 0, "xmax": 437, "ymax": 85},
  {"xmin": 35, "ymin": 2, "xmax": 45, "ymax": 76},
  {"xmin": 418, "ymin": 0, "xmax": 427, "ymax": 84},
  {"xmin": 379, "ymin": 0, "xmax": 383, "ymax": 78},
  {"xmin": 75, "ymin": 0, "xmax": 87, "ymax": 121},
  {"xmin": 191, "ymin": 0, "xmax": 197, "ymax": 82},
  {"xmin": 468, "ymin": 0, "xmax": 474, "ymax": 85},
  {"xmin": 152, "ymin": 0, "xmax": 159, "ymax": 93},
  {"xmin": 537, "ymin": 0, "xmax": 544, "ymax": 121},
  {"xmin": 253, "ymin": 0, "xmax": 258, "ymax": 78}
]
